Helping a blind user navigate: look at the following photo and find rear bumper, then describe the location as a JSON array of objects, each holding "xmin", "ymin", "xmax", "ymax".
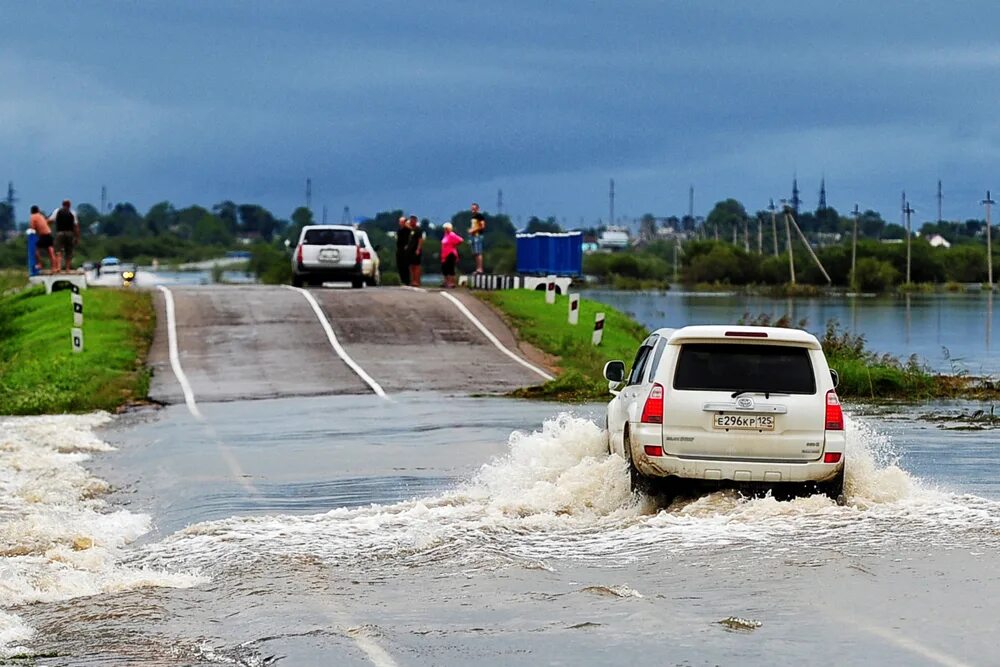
[
  {"xmin": 295, "ymin": 262, "xmax": 362, "ymax": 280},
  {"xmin": 629, "ymin": 422, "xmax": 845, "ymax": 484}
]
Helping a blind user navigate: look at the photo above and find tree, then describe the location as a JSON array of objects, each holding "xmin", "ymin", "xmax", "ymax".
[
  {"xmin": 192, "ymin": 213, "xmax": 235, "ymax": 246},
  {"xmin": 237, "ymin": 204, "xmax": 278, "ymax": 240},
  {"xmin": 524, "ymin": 216, "xmax": 561, "ymax": 234},
  {"xmin": 145, "ymin": 201, "xmax": 177, "ymax": 236},
  {"xmin": 0, "ymin": 202, "xmax": 15, "ymax": 239},
  {"xmin": 102, "ymin": 203, "xmax": 144, "ymax": 237},
  {"xmin": 213, "ymin": 200, "xmax": 239, "ymax": 234},
  {"xmin": 706, "ymin": 199, "xmax": 748, "ymax": 243},
  {"xmin": 76, "ymin": 203, "xmax": 101, "ymax": 234}
]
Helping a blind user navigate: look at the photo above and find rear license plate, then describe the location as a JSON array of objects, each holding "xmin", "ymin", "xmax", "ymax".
[
  {"xmin": 713, "ymin": 414, "xmax": 774, "ymax": 430},
  {"xmin": 319, "ymin": 249, "xmax": 339, "ymax": 262}
]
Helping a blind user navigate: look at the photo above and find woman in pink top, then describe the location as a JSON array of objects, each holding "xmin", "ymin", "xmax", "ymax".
[{"xmin": 440, "ymin": 222, "xmax": 464, "ymax": 288}]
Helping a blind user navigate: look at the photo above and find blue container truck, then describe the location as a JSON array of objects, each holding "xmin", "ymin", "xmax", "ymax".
[{"xmin": 515, "ymin": 231, "xmax": 583, "ymax": 276}]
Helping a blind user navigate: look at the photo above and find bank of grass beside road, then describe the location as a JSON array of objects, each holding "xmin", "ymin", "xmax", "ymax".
[
  {"xmin": 0, "ymin": 284, "xmax": 154, "ymax": 414},
  {"xmin": 480, "ymin": 289, "xmax": 1000, "ymax": 402},
  {"xmin": 479, "ymin": 290, "xmax": 648, "ymax": 401}
]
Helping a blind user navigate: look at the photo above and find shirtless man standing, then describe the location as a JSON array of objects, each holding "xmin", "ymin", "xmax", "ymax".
[
  {"xmin": 48, "ymin": 199, "xmax": 80, "ymax": 273},
  {"xmin": 29, "ymin": 205, "xmax": 57, "ymax": 272}
]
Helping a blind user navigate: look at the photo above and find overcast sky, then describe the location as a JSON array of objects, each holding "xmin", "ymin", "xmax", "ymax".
[{"xmin": 4, "ymin": 1, "xmax": 1000, "ymax": 226}]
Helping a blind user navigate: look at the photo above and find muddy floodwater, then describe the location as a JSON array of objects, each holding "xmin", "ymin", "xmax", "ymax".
[{"xmin": 2, "ymin": 394, "xmax": 999, "ymax": 666}]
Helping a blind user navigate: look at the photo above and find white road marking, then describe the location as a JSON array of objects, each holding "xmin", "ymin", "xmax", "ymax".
[
  {"xmin": 159, "ymin": 285, "xmax": 397, "ymax": 664},
  {"xmin": 828, "ymin": 609, "xmax": 971, "ymax": 667},
  {"xmin": 157, "ymin": 286, "xmax": 257, "ymax": 493},
  {"xmin": 283, "ymin": 285, "xmax": 388, "ymax": 398},
  {"xmin": 157, "ymin": 286, "xmax": 203, "ymax": 420},
  {"xmin": 439, "ymin": 291, "xmax": 555, "ymax": 382}
]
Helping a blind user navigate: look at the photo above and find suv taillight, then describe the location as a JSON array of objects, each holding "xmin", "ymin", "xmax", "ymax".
[
  {"xmin": 360, "ymin": 249, "xmax": 371, "ymax": 260},
  {"xmin": 296, "ymin": 244, "xmax": 303, "ymax": 264},
  {"xmin": 825, "ymin": 390, "xmax": 844, "ymax": 430},
  {"xmin": 640, "ymin": 383, "xmax": 664, "ymax": 424}
]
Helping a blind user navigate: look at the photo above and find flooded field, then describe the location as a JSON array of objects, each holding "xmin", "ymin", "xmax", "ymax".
[{"xmin": 2, "ymin": 395, "xmax": 998, "ymax": 665}]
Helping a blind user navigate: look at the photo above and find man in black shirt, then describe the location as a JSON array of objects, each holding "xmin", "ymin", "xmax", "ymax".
[
  {"xmin": 48, "ymin": 199, "xmax": 80, "ymax": 273},
  {"xmin": 395, "ymin": 215, "xmax": 411, "ymax": 285}
]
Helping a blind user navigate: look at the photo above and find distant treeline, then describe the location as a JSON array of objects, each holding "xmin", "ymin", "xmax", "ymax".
[{"xmin": 1, "ymin": 195, "xmax": 996, "ymax": 290}]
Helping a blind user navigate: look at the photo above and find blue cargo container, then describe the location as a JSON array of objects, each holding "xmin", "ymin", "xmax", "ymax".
[{"xmin": 515, "ymin": 231, "xmax": 583, "ymax": 276}]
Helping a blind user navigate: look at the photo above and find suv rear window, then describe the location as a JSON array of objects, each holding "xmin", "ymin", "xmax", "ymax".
[
  {"xmin": 303, "ymin": 229, "xmax": 355, "ymax": 246},
  {"xmin": 673, "ymin": 343, "xmax": 816, "ymax": 394}
]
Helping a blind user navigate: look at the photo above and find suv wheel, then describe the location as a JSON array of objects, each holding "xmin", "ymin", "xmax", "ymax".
[
  {"xmin": 820, "ymin": 469, "xmax": 846, "ymax": 505},
  {"xmin": 351, "ymin": 277, "xmax": 364, "ymax": 289},
  {"xmin": 292, "ymin": 275, "xmax": 303, "ymax": 288},
  {"xmin": 624, "ymin": 433, "xmax": 651, "ymax": 494}
]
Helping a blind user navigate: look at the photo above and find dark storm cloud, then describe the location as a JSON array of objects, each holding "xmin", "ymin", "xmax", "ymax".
[{"xmin": 4, "ymin": 0, "xmax": 1000, "ymax": 223}]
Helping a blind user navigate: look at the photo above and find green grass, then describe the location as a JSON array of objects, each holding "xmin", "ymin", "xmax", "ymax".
[
  {"xmin": 479, "ymin": 290, "xmax": 649, "ymax": 401},
  {"xmin": 0, "ymin": 286, "xmax": 155, "ymax": 414}
]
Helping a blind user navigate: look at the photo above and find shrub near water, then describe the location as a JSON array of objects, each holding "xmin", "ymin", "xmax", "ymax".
[
  {"xmin": 0, "ymin": 287, "xmax": 154, "ymax": 414},
  {"xmin": 480, "ymin": 290, "xmax": 648, "ymax": 401}
]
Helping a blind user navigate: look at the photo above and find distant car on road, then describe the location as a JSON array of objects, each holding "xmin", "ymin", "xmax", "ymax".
[
  {"xmin": 292, "ymin": 225, "xmax": 366, "ymax": 288},
  {"xmin": 355, "ymin": 229, "xmax": 381, "ymax": 287},
  {"xmin": 96, "ymin": 256, "xmax": 120, "ymax": 277},
  {"xmin": 603, "ymin": 325, "xmax": 846, "ymax": 501}
]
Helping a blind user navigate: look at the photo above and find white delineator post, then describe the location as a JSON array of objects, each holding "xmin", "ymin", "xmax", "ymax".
[
  {"xmin": 545, "ymin": 274, "xmax": 556, "ymax": 304},
  {"xmin": 568, "ymin": 293, "xmax": 580, "ymax": 325},
  {"xmin": 70, "ymin": 284, "xmax": 83, "ymax": 352},
  {"xmin": 592, "ymin": 312, "xmax": 605, "ymax": 346}
]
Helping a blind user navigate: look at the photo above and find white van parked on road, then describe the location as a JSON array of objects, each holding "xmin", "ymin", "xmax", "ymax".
[{"xmin": 603, "ymin": 325, "xmax": 846, "ymax": 501}]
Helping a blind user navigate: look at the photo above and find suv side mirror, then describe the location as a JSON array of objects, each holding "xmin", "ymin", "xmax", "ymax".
[
  {"xmin": 603, "ymin": 360, "xmax": 625, "ymax": 383},
  {"xmin": 830, "ymin": 369, "xmax": 840, "ymax": 388}
]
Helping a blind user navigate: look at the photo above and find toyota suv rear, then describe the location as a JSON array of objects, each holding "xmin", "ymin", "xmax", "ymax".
[
  {"xmin": 603, "ymin": 325, "xmax": 846, "ymax": 501},
  {"xmin": 292, "ymin": 225, "xmax": 365, "ymax": 288}
]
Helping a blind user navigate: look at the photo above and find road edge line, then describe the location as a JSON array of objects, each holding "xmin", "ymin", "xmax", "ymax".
[
  {"xmin": 439, "ymin": 291, "xmax": 555, "ymax": 382},
  {"xmin": 283, "ymin": 285, "xmax": 388, "ymax": 399},
  {"xmin": 156, "ymin": 285, "xmax": 203, "ymax": 420}
]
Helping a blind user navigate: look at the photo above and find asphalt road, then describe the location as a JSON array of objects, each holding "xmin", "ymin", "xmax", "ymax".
[{"xmin": 147, "ymin": 285, "xmax": 551, "ymax": 405}]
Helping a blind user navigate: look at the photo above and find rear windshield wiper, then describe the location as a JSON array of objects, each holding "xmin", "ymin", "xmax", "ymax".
[{"xmin": 731, "ymin": 390, "xmax": 770, "ymax": 399}]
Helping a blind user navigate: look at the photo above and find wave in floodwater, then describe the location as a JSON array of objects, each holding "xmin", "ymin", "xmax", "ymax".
[
  {"xmin": 0, "ymin": 414, "xmax": 205, "ymax": 659},
  {"xmin": 135, "ymin": 412, "xmax": 1000, "ymax": 578}
]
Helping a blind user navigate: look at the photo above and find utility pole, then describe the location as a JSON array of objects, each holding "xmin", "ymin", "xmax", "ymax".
[
  {"xmin": 743, "ymin": 216, "xmax": 749, "ymax": 253},
  {"xmin": 757, "ymin": 212, "xmax": 763, "ymax": 254},
  {"xmin": 341, "ymin": 205, "xmax": 351, "ymax": 225},
  {"xmin": 306, "ymin": 178, "xmax": 312, "ymax": 210},
  {"xmin": 903, "ymin": 200, "xmax": 914, "ymax": 284},
  {"xmin": 101, "ymin": 185, "xmax": 107, "ymax": 215},
  {"xmin": 497, "ymin": 189, "xmax": 503, "ymax": 216},
  {"xmin": 769, "ymin": 199, "xmax": 778, "ymax": 255},
  {"xmin": 851, "ymin": 204, "xmax": 860, "ymax": 291},
  {"xmin": 688, "ymin": 185, "xmax": 694, "ymax": 224},
  {"xmin": 322, "ymin": 205, "xmax": 328, "ymax": 225},
  {"xmin": 673, "ymin": 241, "xmax": 679, "ymax": 284},
  {"xmin": 609, "ymin": 179, "xmax": 615, "ymax": 228},
  {"xmin": 937, "ymin": 179, "xmax": 943, "ymax": 223},
  {"xmin": 983, "ymin": 190, "xmax": 995, "ymax": 289},
  {"xmin": 781, "ymin": 201, "xmax": 795, "ymax": 284}
]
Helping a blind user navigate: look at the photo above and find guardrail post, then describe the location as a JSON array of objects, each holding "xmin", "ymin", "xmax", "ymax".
[
  {"xmin": 568, "ymin": 293, "xmax": 580, "ymax": 325},
  {"xmin": 592, "ymin": 312, "xmax": 605, "ymax": 345}
]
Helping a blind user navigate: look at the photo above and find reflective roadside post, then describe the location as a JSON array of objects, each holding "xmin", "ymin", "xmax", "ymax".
[
  {"xmin": 592, "ymin": 312, "xmax": 605, "ymax": 346},
  {"xmin": 545, "ymin": 275, "xmax": 556, "ymax": 304},
  {"xmin": 27, "ymin": 229, "xmax": 38, "ymax": 276},
  {"xmin": 568, "ymin": 293, "xmax": 580, "ymax": 325},
  {"xmin": 70, "ymin": 284, "xmax": 83, "ymax": 353}
]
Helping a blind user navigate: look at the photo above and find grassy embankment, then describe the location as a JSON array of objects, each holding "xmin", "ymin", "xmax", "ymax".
[
  {"xmin": 480, "ymin": 290, "xmax": 999, "ymax": 402},
  {"xmin": 0, "ymin": 274, "xmax": 155, "ymax": 415}
]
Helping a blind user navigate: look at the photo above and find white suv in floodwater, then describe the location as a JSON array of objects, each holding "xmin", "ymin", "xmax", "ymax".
[{"xmin": 603, "ymin": 325, "xmax": 846, "ymax": 500}]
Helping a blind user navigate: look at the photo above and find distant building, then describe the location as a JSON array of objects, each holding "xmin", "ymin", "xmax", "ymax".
[
  {"xmin": 597, "ymin": 226, "xmax": 630, "ymax": 251},
  {"xmin": 927, "ymin": 234, "xmax": 952, "ymax": 248}
]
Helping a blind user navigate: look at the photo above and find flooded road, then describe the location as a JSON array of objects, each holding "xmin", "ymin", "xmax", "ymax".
[{"xmin": 2, "ymin": 397, "xmax": 999, "ymax": 665}]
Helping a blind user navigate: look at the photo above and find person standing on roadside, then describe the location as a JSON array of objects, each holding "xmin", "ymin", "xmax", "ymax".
[
  {"xmin": 48, "ymin": 199, "xmax": 80, "ymax": 273},
  {"xmin": 29, "ymin": 205, "xmax": 57, "ymax": 273},
  {"xmin": 439, "ymin": 222, "xmax": 464, "ymax": 289},
  {"xmin": 395, "ymin": 215, "xmax": 411, "ymax": 285},
  {"xmin": 406, "ymin": 214, "xmax": 424, "ymax": 287},
  {"xmin": 468, "ymin": 202, "xmax": 486, "ymax": 274}
]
